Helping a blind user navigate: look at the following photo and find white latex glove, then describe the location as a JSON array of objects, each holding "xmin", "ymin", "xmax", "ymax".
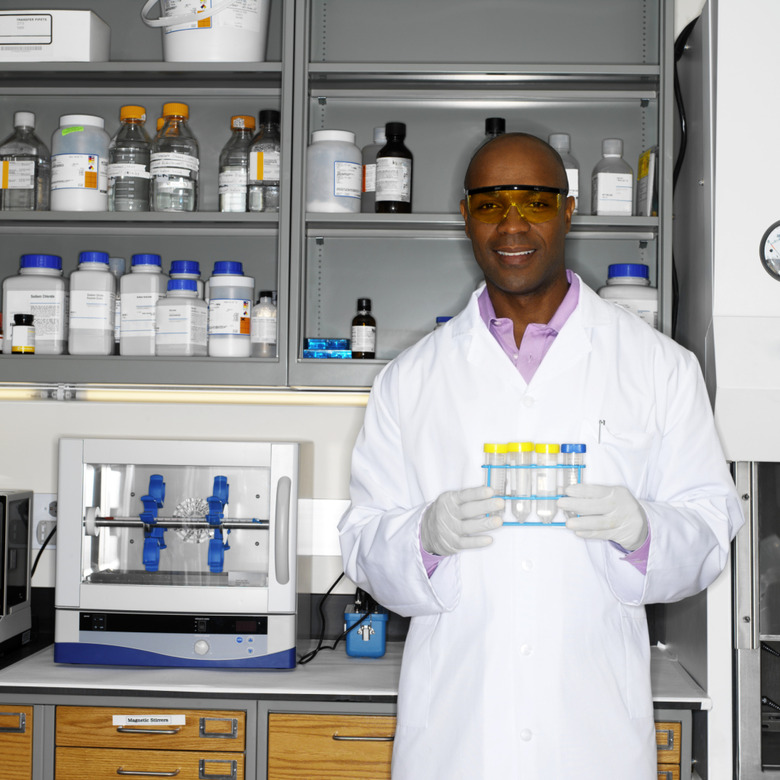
[
  {"xmin": 420, "ymin": 486, "xmax": 505, "ymax": 556},
  {"xmin": 557, "ymin": 484, "xmax": 648, "ymax": 551}
]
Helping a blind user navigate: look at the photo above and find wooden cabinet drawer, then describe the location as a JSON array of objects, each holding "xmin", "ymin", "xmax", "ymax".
[
  {"xmin": 0, "ymin": 706, "xmax": 33, "ymax": 780},
  {"xmin": 655, "ymin": 720, "xmax": 682, "ymax": 764},
  {"xmin": 56, "ymin": 747, "xmax": 244, "ymax": 780},
  {"xmin": 56, "ymin": 707, "xmax": 245, "ymax": 751},
  {"xmin": 268, "ymin": 713, "xmax": 396, "ymax": 780},
  {"xmin": 657, "ymin": 764, "xmax": 680, "ymax": 780}
]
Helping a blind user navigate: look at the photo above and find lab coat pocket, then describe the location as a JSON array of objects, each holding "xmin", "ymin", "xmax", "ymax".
[
  {"xmin": 620, "ymin": 607, "xmax": 653, "ymax": 719},
  {"xmin": 396, "ymin": 612, "xmax": 438, "ymax": 728}
]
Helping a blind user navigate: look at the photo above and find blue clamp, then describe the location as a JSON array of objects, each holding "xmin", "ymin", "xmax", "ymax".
[
  {"xmin": 140, "ymin": 474, "xmax": 166, "ymax": 572},
  {"xmin": 206, "ymin": 476, "xmax": 231, "ymax": 573}
]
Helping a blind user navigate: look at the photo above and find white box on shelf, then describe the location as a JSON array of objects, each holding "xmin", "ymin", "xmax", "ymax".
[{"xmin": 0, "ymin": 10, "xmax": 110, "ymax": 62}]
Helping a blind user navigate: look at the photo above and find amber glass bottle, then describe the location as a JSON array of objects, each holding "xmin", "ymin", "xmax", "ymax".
[{"xmin": 351, "ymin": 298, "xmax": 376, "ymax": 359}]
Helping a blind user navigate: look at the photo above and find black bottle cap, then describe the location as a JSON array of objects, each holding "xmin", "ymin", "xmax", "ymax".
[
  {"xmin": 384, "ymin": 122, "xmax": 406, "ymax": 138},
  {"xmin": 485, "ymin": 117, "xmax": 506, "ymax": 135},
  {"xmin": 13, "ymin": 313, "xmax": 33, "ymax": 325},
  {"xmin": 357, "ymin": 298, "xmax": 372, "ymax": 310},
  {"xmin": 259, "ymin": 109, "xmax": 280, "ymax": 124}
]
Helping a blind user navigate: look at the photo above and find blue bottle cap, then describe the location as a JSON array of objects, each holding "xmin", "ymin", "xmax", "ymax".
[
  {"xmin": 20, "ymin": 253, "xmax": 62, "ymax": 270},
  {"xmin": 170, "ymin": 260, "xmax": 201, "ymax": 276},
  {"xmin": 78, "ymin": 251, "xmax": 109, "ymax": 265},
  {"xmin": 131, "ymin": 253, "xmax": 162, "ymax": 267},
  {"xmin": 561, "ymin": 443, "xmax": 587, "ymax": 453},
  {"xmin": 212, "ymin": 260, "xmax": 244, "ymax": 276},
  {"xmin": 607, "ymin": 263, "xmax": 649, "ymax": 280},
  {"xmin": 167, "ymin": 279, "xmax": 198, "ymax": 293}
]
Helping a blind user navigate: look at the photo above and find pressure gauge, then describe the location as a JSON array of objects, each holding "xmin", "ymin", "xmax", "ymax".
[{"xmin": 760, "ymin": 220, "xmax": 780, "ymax": 280}]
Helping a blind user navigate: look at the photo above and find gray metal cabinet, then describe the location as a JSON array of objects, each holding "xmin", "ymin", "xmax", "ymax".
[
  {"xmin": 288, "ymin": 0, "xmax": 674, "ymax": 388},
  {"xmin": 0, "ymin": 0, "xmax": 293, "ymax": 388}
]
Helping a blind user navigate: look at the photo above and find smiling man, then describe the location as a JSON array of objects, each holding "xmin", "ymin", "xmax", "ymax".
[{"xmin": 339, "ymin": 133, "xmax": 743, "ymax": 779}]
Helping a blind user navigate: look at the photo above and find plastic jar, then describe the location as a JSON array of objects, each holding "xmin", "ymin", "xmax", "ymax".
[
  {"xmin": 68, "ymin": 250, "xmax": 116, "ymax": 355},
  {"xmin": 120, "ymin": 253, "xmax": 169, "ymax": 355},
  {"xmin": 597, "ymin": 263, "xmax": 658, "ymax": 329},
  {"xmin": 169, "ymin": 259, "xmax": 204, "ymax": 299},
  {"xmin": 2, "ymin": 253, "xmax": 66, "ymax": 354},
  {"xmin": 305, "ymin": 130, "xmax": 362, "ymax": 213},
  {"xmin": 155, "ymin": 279, "xmax": 208, "ymax": 356},
  {"xmin": 207, "ymin": 261, "xmax": 254, "ymax": 357},
  {"xmin": 50, "ymin": 114, "xmax": 110, "ymax": 211}
]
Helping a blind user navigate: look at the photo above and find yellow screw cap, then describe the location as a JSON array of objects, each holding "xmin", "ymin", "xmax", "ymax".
[
  {"xmin": 484, "ymin": 443, "xmax": 501, "ymax": 453},
  {"xmin": 231, "ymin": 115, "xmax": 256, "ymax": 130},
  {"xmin": 120, "ymin": 105, "xmax": 147, "ymax": 122},
  {"xmin": 162, "ymin": 102, "xmax": 189, "ymax": 119},
  {"xmin": 535, "ymin": 443, "xmax": 560, "ymax": 454}
]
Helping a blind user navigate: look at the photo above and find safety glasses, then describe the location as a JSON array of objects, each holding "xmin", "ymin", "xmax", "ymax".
[{"xmin": 465, "ymin": 184, "xmax": 566, "ymax": 225}]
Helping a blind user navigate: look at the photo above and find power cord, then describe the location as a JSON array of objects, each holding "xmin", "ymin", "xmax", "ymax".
[{"xmin": 30, "ymin": 524, "xmax": 57, "ymax": 578}]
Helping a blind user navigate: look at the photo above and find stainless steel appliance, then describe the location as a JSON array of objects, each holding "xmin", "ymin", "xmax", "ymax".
[
  {"xmin": 0, "ymin": 490, "xmax": 32, "ymax": 653},
  {"xmin": 54, "ymin": 438, "xmax": 298, "ymax": 668}
]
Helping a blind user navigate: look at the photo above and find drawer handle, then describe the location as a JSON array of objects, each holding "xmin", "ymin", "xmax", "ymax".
[
  {"xmin": 116, "ymin": 769, "xmax": 180, "ymax": 777},
  {"xmin": 656, "ymin": 727, "xmax": 676, "ymax": 751},
  {"xmin": 332, "ymin": 732, "xmax": 395, "ymax": 742},
  {"xmin": 116, "ymin": 727, "xmax": 182, "ymax": 735},
  {"xmin": 658, "ymin": 772, "xmax": 674, "ymax": 780},
  {"xmin": 199, "ymin": 717, "xmax": 238, "ymax": 739},
  {"xmin": 199, "ymin": 759, "xmax": 237, "ymax": 780},
  {"xmin": 0, "ymin": 712, "xmax": 26, "ymax": 734}
]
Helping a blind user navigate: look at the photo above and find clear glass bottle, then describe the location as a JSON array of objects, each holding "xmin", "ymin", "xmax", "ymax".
[
  {"xmin": 150, "ymin": 102, "xmax": 200, "ymax": 213},
  {"xmin": 591, "ymin": 137, "xmax": 633, "ymax": 217},
  {"xmin": 108, "ymin": 105, "xmax": 151, "ymax": 212},
  {"xmin": 250, "ymin": 289, "xmax": 277, "ymax": 357},
  {"xmin": 361, "ymin": 126, "xmax": 386, "ymax": 213},
  {"xmin": 375, "ymin": 122, "xmax": 412, "ymax": 213},
  {"xmin": 351, "ymin": 297, "xmax": 376, "ymax": 358},
  {"xmin": 247, "ymin": 109, "xmax": 281, "ymax": 213},
  {"xmin": 0, "ymin": 111, "xmax": 51, "ymax": 211},
  {"xmin": 548, "ymin": 132, "xmax": 579, "ymax": 214},
  {"xmin": 219, "ymin": 115, "xmax": 255, "ymax": 213}
]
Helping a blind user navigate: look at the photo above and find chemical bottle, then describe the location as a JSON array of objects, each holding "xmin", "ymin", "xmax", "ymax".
[
  {"xmin": 484, "ymin": 117, "xmax": 506, "ymax": 142},
  {"xmin": 68, "ymin": 250, "xmax": 116, "ymax": 355},
  {"xmin": 306, "ymin": 130, "xmax": 362, "ymax": 213},
  {"xmin": 508, "ymin": 441, "xmax": 533, "ymax": 523},
  {"xmin": 207, "ymin": 261, "xmax": 254, "ymax": 357},
  {"xmin": 155, "ymin": 279, "xmax": 208, "ymax": 356},
  {"xmin": 107, "ymin": 105, "xmax": 151, "ymax": 212},
  {"xmin": 2, "ymin": 254, "xmax": 66, "ymax": 354},
  {"xmin": 360, "ymin": 126, "xmax": 386, "ymax": 214},
  {"xmin": 591, "ymin": 138, "xmax": 633, "ymax": 216},
  {"xmin": 597, "ymin": 263, "xmax": 658, "ymax": 328},
  {"xmin": 219, "ymin": 115, "xmax": 255, "ymax": 213},
  {"xmin": 351, "ymin": 298, "xmax": 376, "ymax": 359},
  {"xmin": 151, "ymin": 102, "xmax": 199, "ymax": 213},
  {"xmin": 10, "ymin": 313, "xmax": 34, "ymax": 355},
  {"xmin": 248, "ymin": 109, "xmax": 281, "ymax": 213},
  {"xmin": 251, "ymin": 290, "xmax": 277, "ymax": 357},
  {"xmin": 548, "ymin": 132, "xmax": 579, "ymax": 213},
  {"xmin": 109, "ymin": 256, "xmax": 125, "ymax": 355},
  {"xmin": 169, "ymin": 259, "xmax": 204, "ymax": 299},
  {"xmin": 535, "ymin": 443, "xmax": 560, "ymax": 523},
  {"xmin": 375, "ymin": 122, "xmax": 412, "ymax": 213},
  {"xmin": 50, "ymin": 114, "xmax": 110, "ymax": 211},
  {"xmin": 0, "ymin": 111, "xmax": 51, "ymax": 211},
  {"xmin": 120, "ymin": 253, "xmax": 168, "ymax": 355}
]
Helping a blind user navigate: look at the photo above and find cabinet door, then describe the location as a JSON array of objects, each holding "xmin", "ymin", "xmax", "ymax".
[
  {"xmin": 56, "ymin": 747, "xmax": 244, "ymax": 780},
  {"xmin": 268, "ymin": 713, "xmax": 395, "ymax": 779},
  {"xmin": 56, "ymin": 707, "xmax": 245, "ymax": 751},
  {"xmin": 0, "ymin": 707, "xmax": 33, "ymax": 780}
]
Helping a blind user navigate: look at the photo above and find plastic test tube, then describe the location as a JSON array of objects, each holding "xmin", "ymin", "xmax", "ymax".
[
  {"xmin": 560, "ymin": 443, "xmax": 586, "ymax": 518},
  {"xmin": 483, "ymin": 443, "xmax": 508, "ymax": 496},
  {"xmin": 508, "ymin": 441, "xmax": 534, "ymax": 522},
  {"xmin": 534, "ymin": 443, "xmax": 560, "ymax": 523}
]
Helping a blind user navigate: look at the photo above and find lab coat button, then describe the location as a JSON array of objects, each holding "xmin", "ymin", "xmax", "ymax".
[
  {"xmin": 521, "ymin": 559, "xmax": 534, "ymax": 571},
  {"xmin": 519, "ymin": 644, "xmax": 532, "ymax": 656},
  {"xmin": 520, "ymin": 729, "xmax": 533, "ymax": 741},
  {"xmin": 522, "ymin": 396, "xmax": 535, "ymax": 407}
]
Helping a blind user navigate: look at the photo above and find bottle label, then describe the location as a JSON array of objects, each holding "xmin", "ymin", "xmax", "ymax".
[
  {"xmin": 162, "ymin": 0, "xmax": 264, "ymax": 34},
  {"xmin": 351, "ymin": 325, "xmax": 376, "ymax": 352},
  {"xmin": 11, "ymin": 325, "xmax": 34, "ymax": 353},
  {"xmin": 51, "ymin": 153, "xmax": 107, "ymax": 193},
  {"xmin": 208, "ymin": 298, "xmax": 251, "ymax": 337},
  {"xmin": 108, "ymin": 162, "xmax": 151, "ymax": 181},
  {"xmin": 249, "ymin": 151, "xmax": 280, "ymax": 183},
  {"xmin": 156, "ymin": 302, "xmax": 208, "ymax": 347},
  {"xmin": 251, "ymin": 313, "xmax": 277, "ymax": 344},
  {"xmin": 592, "ymin": 172, "xmax": 633, "ymax": 216},
  {"xmin": 566, "ymin": 167, "xmax": 579, "ymax": 212},
  {"xmin": 333, "ymin": 161, "xmax": 361, "ymax": 199},
  {"xmin": 362, "ymin": 163, "xmax": 376, "ymax": 194},
  {"xmin": 69, "ymin": 289, "xmax": 115, "ymax": 331},
  {"xmin": 376, "ymin": 157, "xmax": 411, "ymax": 202},
  {"xmin": 5, "ymin": 289, "xmax": 65, "ymax": 348},
  {"xmin": 219, "ymin": 169, "xmax": 248, "ymax": 195},
  {"xmin": 121, "ymin": 292, "xmax": 163, "ymax": 336},
  {"xmin": 150, "ymin": 152, "xmax": 200, "ymax": 177},
  {"xmin": 114, "ymin": 296, "xmax": 121, "ymax": 343},
  {"xmin": 0, "ymin": 160, "xmax": 34, "ymax": 190}
]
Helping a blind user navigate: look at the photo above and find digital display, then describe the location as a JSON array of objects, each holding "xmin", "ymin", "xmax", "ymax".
[{"xmin": 236, "ymin": 619, "xmax": 258, "ymax": 633}]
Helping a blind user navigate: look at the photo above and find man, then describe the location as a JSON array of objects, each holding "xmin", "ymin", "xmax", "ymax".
[{"xmin": 338, "ymin": 133, "xmax": 743, "ymax": 778}]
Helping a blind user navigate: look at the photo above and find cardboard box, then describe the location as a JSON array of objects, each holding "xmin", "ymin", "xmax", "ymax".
[{"xmin": 0, "ymin": 10, "xmax": 110, "ymax": 62}]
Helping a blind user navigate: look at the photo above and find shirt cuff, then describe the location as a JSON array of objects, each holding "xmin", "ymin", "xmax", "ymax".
[
  {"xmin": 420, "ymin": 534, "xmax": 442, "ymax": 577},
  {"xmin": 611, "ymin": 521, "xmax": 651, "ymax": 575}
]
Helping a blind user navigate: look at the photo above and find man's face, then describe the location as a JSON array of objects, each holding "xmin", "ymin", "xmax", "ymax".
[{"xmin": 459, "ymin": 138, "xmax": 575, "ymax": 299}]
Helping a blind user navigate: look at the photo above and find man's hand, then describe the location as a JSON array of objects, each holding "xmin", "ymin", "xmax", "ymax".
[
  {"xmin": 558, "ymin": 484, "xmax": 648, "ymax": 551},
  {"xmin": 420, "ymin": 486, "xmax": 504, "ymax": 556}
]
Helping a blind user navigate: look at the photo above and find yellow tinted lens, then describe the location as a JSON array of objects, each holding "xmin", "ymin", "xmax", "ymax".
[
  {"xmin": 517, "ymin": 191, "xmax": 561, "ymax": 223},
  {"xmin": 468, "ymin": 190, "xmax": 561, "ymax": 224},
  {"xmin": 468, "ymin": 192, "xmax": 509, "ymax": 223}
]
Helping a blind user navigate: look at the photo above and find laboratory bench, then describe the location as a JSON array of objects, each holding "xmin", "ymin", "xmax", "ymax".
[{"xmin": 0, "ymin": 641, "xmax": 702, "ymax": 780}]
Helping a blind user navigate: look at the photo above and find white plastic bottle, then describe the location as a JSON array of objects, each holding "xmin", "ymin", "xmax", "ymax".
[
  {"xmin": 155, "ymin": 279, "xmax": 208, "ymax": 356},
  {"xmin": 360, "ymin": 126, "xmax": 386, "ymax": 213},
  {"xmin": 50, "ymin": 114, "xmax": 110, "ymax": 211},
  {"xmin": 548, "ymin": 132, "xmax": 579, "ymax": 213},
  {"xmin": 207, "ymin": 261, "xmax": 254, "ymax": 357},
  {"xmin": 2, "ymin": 253, "xmax": 66, "ymax": 354},
  {"xmin": 591, "ymin": 138, "xmax": 633, "ymax": 216},
  {"xmin": 0, "ymin": 111, "xmax": 51, "ymax": 211},
  {"xmin": 250, "ymin": 289, "xmax": 277, "ymax": 357},
  {"xmin": 169, "ymin": 259, "xmax": 204, "ymax": 298},
  {"xmin": 150, "ymin": 102, "xmax": 199, "ymax": 213},
  {"xmin": 68, "ymin": 250, "xmax": 115, "ymax": 355},
  {"xmin": 120, "ymin": 253, "xmax": 168, "ymax": 355},
  {"xmin": 597, "ymin": 263, "xmax": 658, "ymax": 328},
  {"xmin": 305, "ymin": 130, "xmax": 362, "ymax": 213}
]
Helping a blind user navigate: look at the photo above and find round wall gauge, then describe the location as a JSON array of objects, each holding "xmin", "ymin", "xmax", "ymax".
[{"xmin": 760, "ymin": 220, "xmax": 780, "ymax": 280}]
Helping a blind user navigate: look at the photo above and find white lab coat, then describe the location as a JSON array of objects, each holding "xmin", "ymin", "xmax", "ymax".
[{"xmin": 339, "ymin": 278, "xmax": 743, "ymax": 780}]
